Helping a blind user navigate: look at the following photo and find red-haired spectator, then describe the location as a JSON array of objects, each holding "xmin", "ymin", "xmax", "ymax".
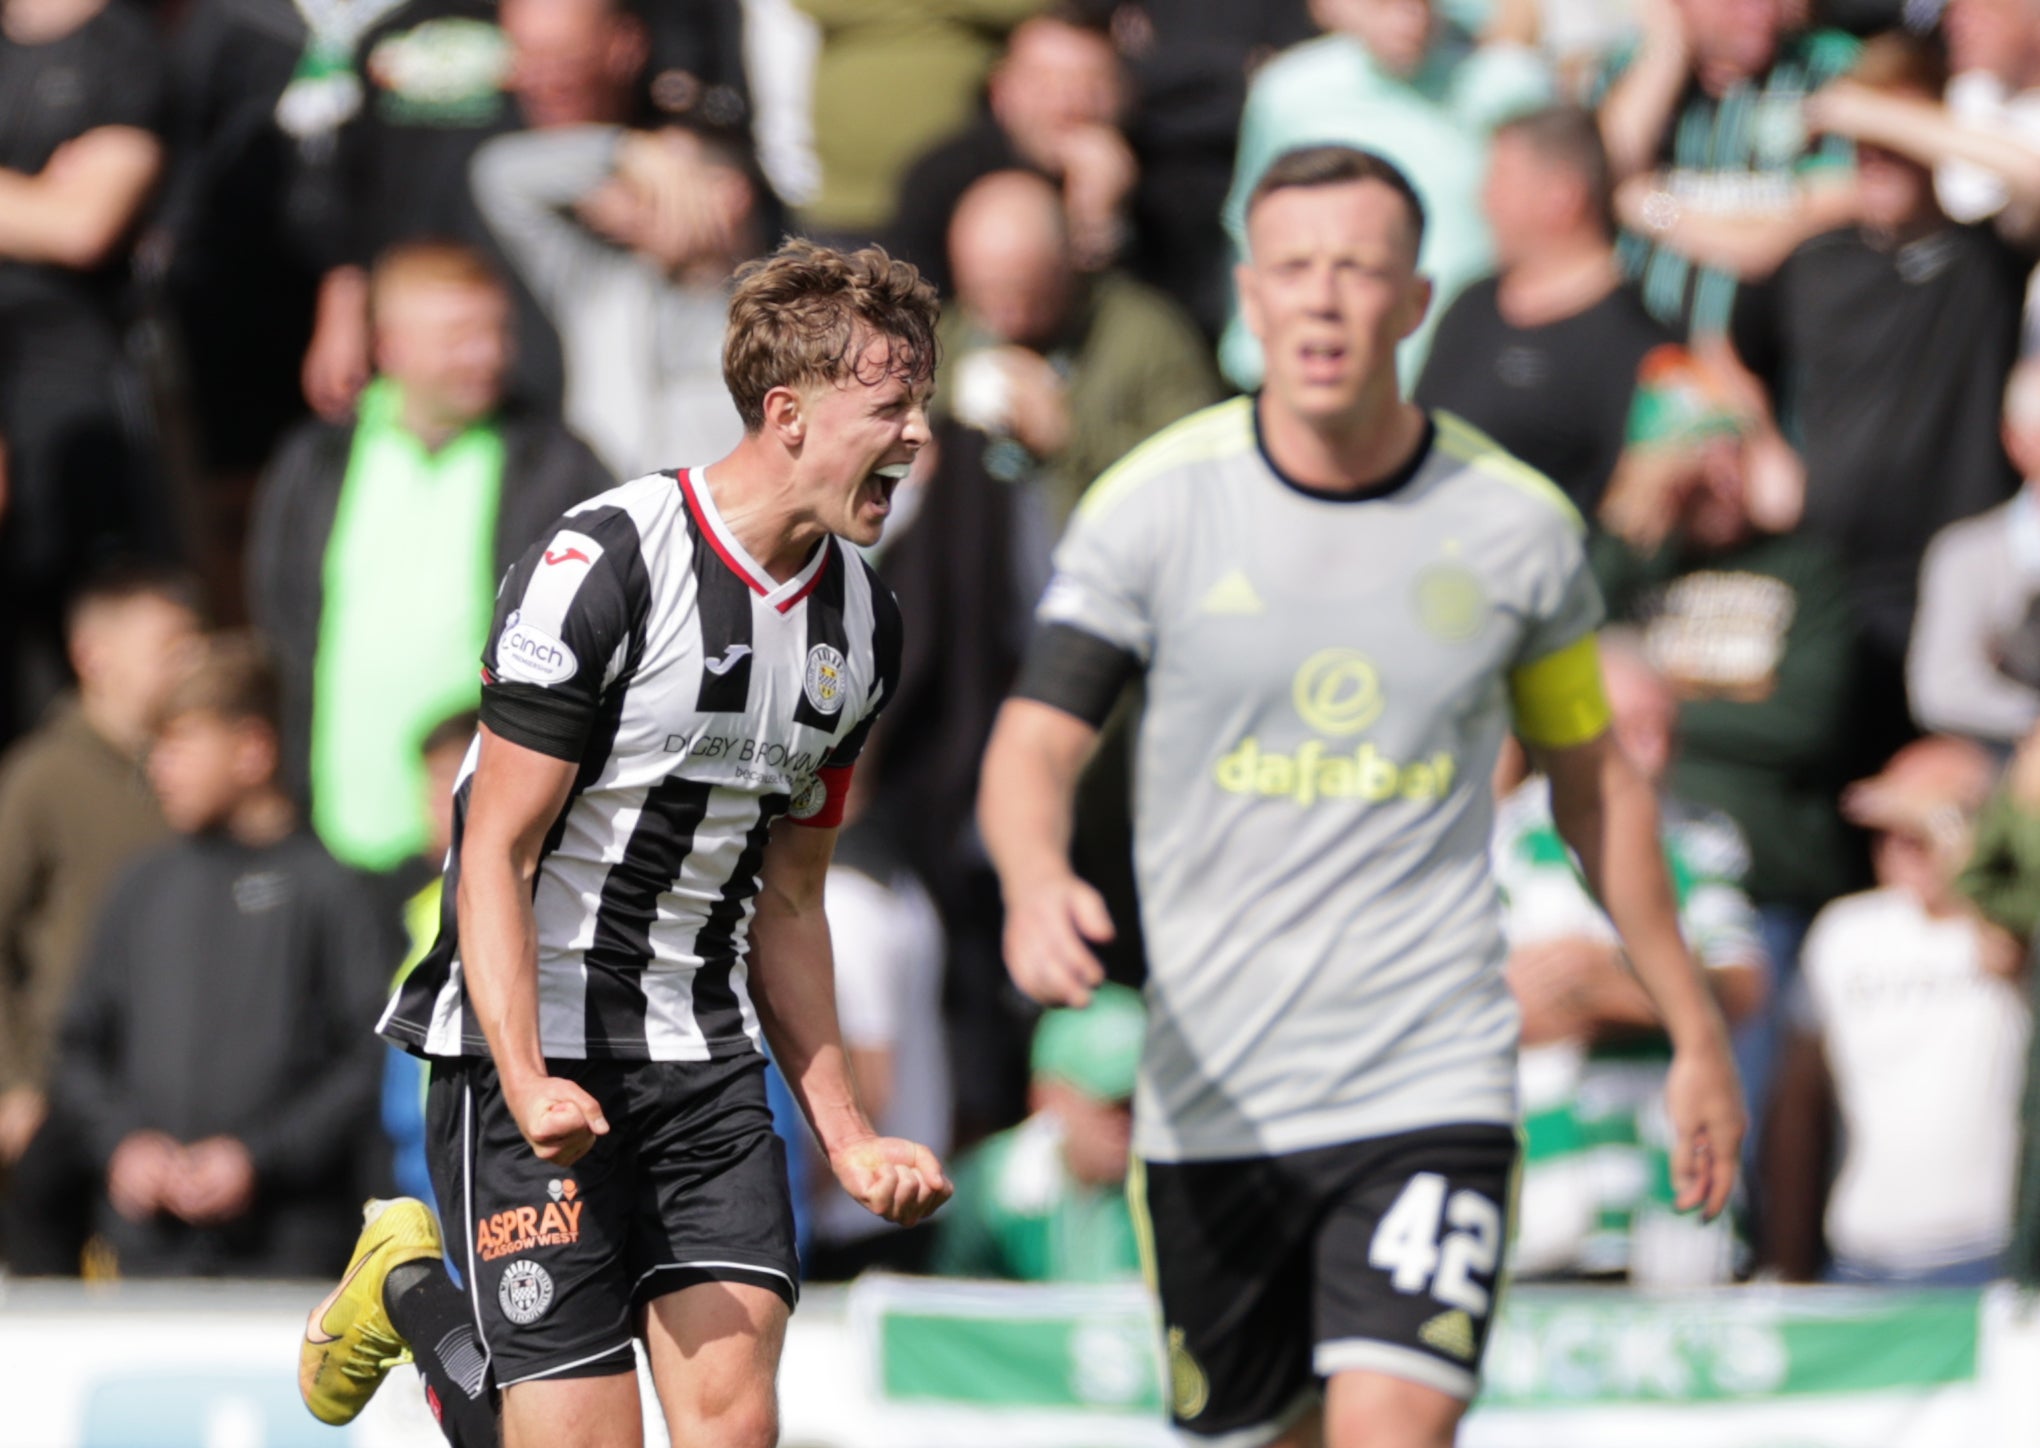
[{"xmin": 250, "ymin": 242, "xmax": 608, "ymax": 881}]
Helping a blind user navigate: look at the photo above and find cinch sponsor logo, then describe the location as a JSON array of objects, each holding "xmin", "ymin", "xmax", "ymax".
[
  {"xmin": 477, "ymin": 1195, "xmax": 584, "ymax": 1262},
  {"xmin": 496, "ymin": 615, "xmax": 579, "ymax": 686},
  {"xmin": 505, "ymin": 632, "xmax": 568, "ymax": 671},
  {"xmin": 1215, "ymin": 738, "xmax": 1457, "ymax": 806}
]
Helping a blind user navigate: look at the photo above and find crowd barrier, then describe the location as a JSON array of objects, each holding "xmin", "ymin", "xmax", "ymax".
[{"xmin": 2, "ymin": 1275, "xmax": 2035, "ymax": 1446}]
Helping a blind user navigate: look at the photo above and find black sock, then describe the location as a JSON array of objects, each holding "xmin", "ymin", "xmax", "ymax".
[{"xmin": 385, "ymin": 1260, "xmax": 499, "ymax": 1448}]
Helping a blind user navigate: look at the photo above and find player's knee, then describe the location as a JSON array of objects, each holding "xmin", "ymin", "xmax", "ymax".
[
  {"xmin": 1322, "ymin": 1372, "xmax": 1465, "ymax": 1448},
  {"xmin": 664, "ymin": 1382, "xmax": 778, "ymax": 1448}
]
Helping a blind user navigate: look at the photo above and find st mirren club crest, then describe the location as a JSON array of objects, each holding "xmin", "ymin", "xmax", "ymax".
[
  {"xmin": 803, "ymin": 644, "xmax": 847, "ymax": 716},
  {"xmin": 788, "ymin": 773, "xmax": 828, "ymax": 821},
  {"xmin": 499, "ymin": 1259, "xmax": 554, "ymax": 1325}
]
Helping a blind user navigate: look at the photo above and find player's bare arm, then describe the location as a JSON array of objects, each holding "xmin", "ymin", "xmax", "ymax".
[
  {"xmin": 747, "ymin": 821, "xmax": 952, "ymax": 1227},
  {"xmin": 1538, "ymin": 728, "xmax": 1746, "ymax": 1221},
  {"xmin": 978, "ymin": 698, "xmax": 1116, "ymax": 1007},
  {"xmin": 456, "ymin": 724, "xmax": 611, "ymax": 1167}
]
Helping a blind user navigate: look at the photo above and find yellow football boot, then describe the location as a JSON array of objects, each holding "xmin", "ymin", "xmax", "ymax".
[{"xmin": 299, "ymin": 1197, "xmax": 444, "ymax": 1425}]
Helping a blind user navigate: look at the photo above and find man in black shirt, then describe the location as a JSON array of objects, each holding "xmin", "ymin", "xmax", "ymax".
[
  {"xmin": 48, "ymin": 634, "xmax": 389, "ymax": 1277},
  {"xmin": 0, "ymin": 0, "xmax": 172, "ymax": 729},
  {"xmin": 1416, "ymin": 105, "xmax": 1677, "ymax": 518},
  {"xmin": 1722, "ymin": 35, "xmax": 2027, "ymax": 770},
  {"xmin": 888, "ymin": 7, "xmax": 1134, "ymax": 296}
]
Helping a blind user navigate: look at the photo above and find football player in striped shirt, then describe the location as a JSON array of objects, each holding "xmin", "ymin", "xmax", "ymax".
[{"xmin": 301, "ymin": 241, "xmax": 952, "ymax": 1448}]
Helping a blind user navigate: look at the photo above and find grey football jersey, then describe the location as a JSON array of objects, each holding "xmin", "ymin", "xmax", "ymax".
[{"xmin": 1039, "ymin": 398, "xmax": 1604, "ymax": 1162}]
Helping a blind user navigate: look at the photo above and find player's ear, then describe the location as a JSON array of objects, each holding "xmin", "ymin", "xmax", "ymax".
[
  {"xmin": 1235, "ymin": 258, "xmax": 1265, "ymax": 343},
  {"xmin": 1396, "ymin": 275, "xmax": 1433, "ymax": 342},
  {"xmin": 761, "ymin": 384, "xmax": 808, "ymax": 447}
]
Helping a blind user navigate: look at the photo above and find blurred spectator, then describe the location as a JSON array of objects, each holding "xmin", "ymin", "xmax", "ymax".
[
  {"xmin": 472, "ymin": 120, "xmax": 769, "ymax": 478},
  {"xmin": 1415, "ymin": 105, "xmax": 1679, "ymax": 517},
  {"xmin": 1720, "ymin": 35, "xmax": 2025, "ymax": 772},
  {"xmin": 934, "ymin": 983, "xmax": 1145, "ymax": 1282},
  {"xmin": 46, "ymin": 635, "xmax": 389, "ymax": 1277},
  {"xmin": 293, "ymin": 0, "xmax": 649, "ymax": 422},
  {"xmin": 1495, "ymin": 638, "xmax": 1766, "ymax": 1285},
  {"xmin": 381, "ymin": 708, "xmax": 477, "ymax": 1208},
  {"xmin": 1908, "ymin": 362, "xmax": 2040, "ymax": 749},
  {"xmin": 1937, "ymin": 0, "xmax": 2040, "ymax": 226},
  {"xmin": 1766, "ymin": 737, "xmax": 2029, "ymax": 1284},
  {"xmin": 865, "ymin": 423, "xmax": 1046, "ymax": 1142},
  {"xmin": 1529, "ymin": 0, "xmax": 1639, "ymax": 91},
  {"xmin": 938, "ymin": 169, "xmax": 1222, "ymax": 525},
  {"xmin": 1218, "ymin": 0, "xmax": 1553, "ymax": 386},
  {"xmin": 1804, "ymin": 27, "xmax": 2040, "ymax": 245},
  {"xmin": 641, "ymin": 0, "xmax": 751, "ymax": 133},
  {"xmin": 1962, "ymin": 719, "xmax": 2040, "ymax": 941},
  {"xmin": 1958, "ymin": 719, "xmax": 2040, "ymax": 1289},
  {"xmin": 1596, "ymin": 0, "xmax": 1859, "ymax": 336},
  {"xmin": 891, "ymin": 7, "xmax": 1135, "ymax": 294},
  {"xmin": 1116, "ymin": 0, "xmax": 1317, "ymax": 339},
  {"xmin": 806, "ymin": 807, "xmax": 952, "ymax": 1280},
  {"xmin": 0, "ymin": 566, "xmax": 200, "ymax": 1273},
  {"xmin": 158, "ymin": 0, "xmax": 319, "ymax": 502},
  {"xmin": 742, "ymin": 0, "xmax": 826, "ymax": 208},
  {"xmin": 0, "ymin": 0, "xmax": 175, "ymax": 733},
  {"xmin": 248, "ymin": 241, "xmax": 609, "ymax": 878},
  {"xmin": 792, "ymin": 0, "xmax": 1042, "ymax": 246},
  {"xmin": 1593, "ymin": 368, "xmax": 1854, "ymax": 1131}
]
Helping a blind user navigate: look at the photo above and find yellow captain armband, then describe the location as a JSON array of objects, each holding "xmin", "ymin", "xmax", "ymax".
[{"xmin": 1508, "ymin": 634, "xmax": 1612, "ymax": 749}]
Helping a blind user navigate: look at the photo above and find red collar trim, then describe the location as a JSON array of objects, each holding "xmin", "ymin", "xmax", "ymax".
[{"xmin": 676, "ymin": 468, "xmax": 830, "ymax": 613}]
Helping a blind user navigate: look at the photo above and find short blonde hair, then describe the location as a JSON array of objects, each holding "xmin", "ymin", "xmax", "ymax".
[{"xmin": 723, "ymin": 239, "xmax": 938, "ymax": 431}]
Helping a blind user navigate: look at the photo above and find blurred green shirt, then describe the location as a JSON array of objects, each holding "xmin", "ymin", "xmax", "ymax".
[
  {"xmin": 934, "ymin": 1114, "xmax": 1142, "ymax": 1284},
  {"xmin": 311, "ymin": 380, "xmax": 500, "ymax": 871}
]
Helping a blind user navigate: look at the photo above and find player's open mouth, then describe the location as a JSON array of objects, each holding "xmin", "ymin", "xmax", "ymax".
[
  {"xmin": 863, "ymin": 462, "xmax": 911, "ymax": 513},
  {"xmin": 1299, "ymin": 341, "xmax": 1347, "ymax": 381}
]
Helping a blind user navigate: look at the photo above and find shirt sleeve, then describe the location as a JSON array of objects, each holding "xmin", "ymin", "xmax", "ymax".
[
  {"xmin": 1035, "ymin": 478, "xmax": 1166, "ymax": 663},
  {"xmin": 1512, "ymin": 511, "xmax": 1606, "ymax": 667},
  {"xmin": 1011, "ymin": 475, "xmax": 1163, "ymax": 724},
  {"xmin": 480, "ymin": 507, "xmax": 649, "ymax": 761},
  {"xmin": 1506, "ymin": 510, "xmax": 1610, "ymax": 747},
  {"xmin": 469, "ymin": 126, "xmax": 623, "ymax": 311},
  {"xmin": 88, "ymin": 12, "xmax": 171, "ymax": 137},
  {"xmin": 0, "ymin": 751, "xmax": 48, "ymax": 1091}
]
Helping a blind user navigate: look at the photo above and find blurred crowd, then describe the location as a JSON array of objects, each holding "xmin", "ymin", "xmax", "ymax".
[{"xmin": 3, "ymin": 0, "xmax": 2040, "ymax": 1296}]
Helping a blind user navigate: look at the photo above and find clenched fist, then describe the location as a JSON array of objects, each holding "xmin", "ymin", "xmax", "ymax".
[{"xmin": 830, "ymin": 1137, "xmax": 953, "ymax": 1228}]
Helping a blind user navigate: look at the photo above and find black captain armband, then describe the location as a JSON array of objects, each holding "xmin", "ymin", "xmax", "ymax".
[
  {"xmin": 480, "ymin": 680, "xmax": 595, "ymax": 762},
  {"xmin": 1011, "ymin": 623, "xmax": 1143, "ymax": 728}
]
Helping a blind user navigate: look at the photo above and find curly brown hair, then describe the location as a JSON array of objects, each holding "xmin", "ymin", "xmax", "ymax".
[{"xmin": 723, "ymin": 239, "xmax": 939, "ymax": 431}]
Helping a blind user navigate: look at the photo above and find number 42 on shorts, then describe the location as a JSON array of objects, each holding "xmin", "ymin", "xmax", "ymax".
[{"xmin": 1369, "ymin": 1172, "xmax": 1503, "ymax": 1315}]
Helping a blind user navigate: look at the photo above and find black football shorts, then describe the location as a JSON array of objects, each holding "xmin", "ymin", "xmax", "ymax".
[
  {"xmin": 1134, "ymin": 1124, "xmax": 1518, "ymax": 1444},
  {"xmin": 426, "ymin": 1051, "xmax": 799, "ymax": 1387}
]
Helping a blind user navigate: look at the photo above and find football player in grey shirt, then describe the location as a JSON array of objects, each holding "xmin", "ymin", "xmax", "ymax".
[{"xmin": 979, "ymin": 146, "xmax": 1745, "ymax": 1448}]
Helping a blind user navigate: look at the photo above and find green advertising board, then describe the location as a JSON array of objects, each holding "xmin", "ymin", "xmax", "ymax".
[{"xmin": 849, "ymin": 1277, "xmax": 1998, "ymax": 1448}]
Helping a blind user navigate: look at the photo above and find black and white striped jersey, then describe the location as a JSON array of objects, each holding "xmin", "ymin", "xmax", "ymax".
[{"xmin": 378, "ymin": 466, "xmax": 902, "ymax": 1062}]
